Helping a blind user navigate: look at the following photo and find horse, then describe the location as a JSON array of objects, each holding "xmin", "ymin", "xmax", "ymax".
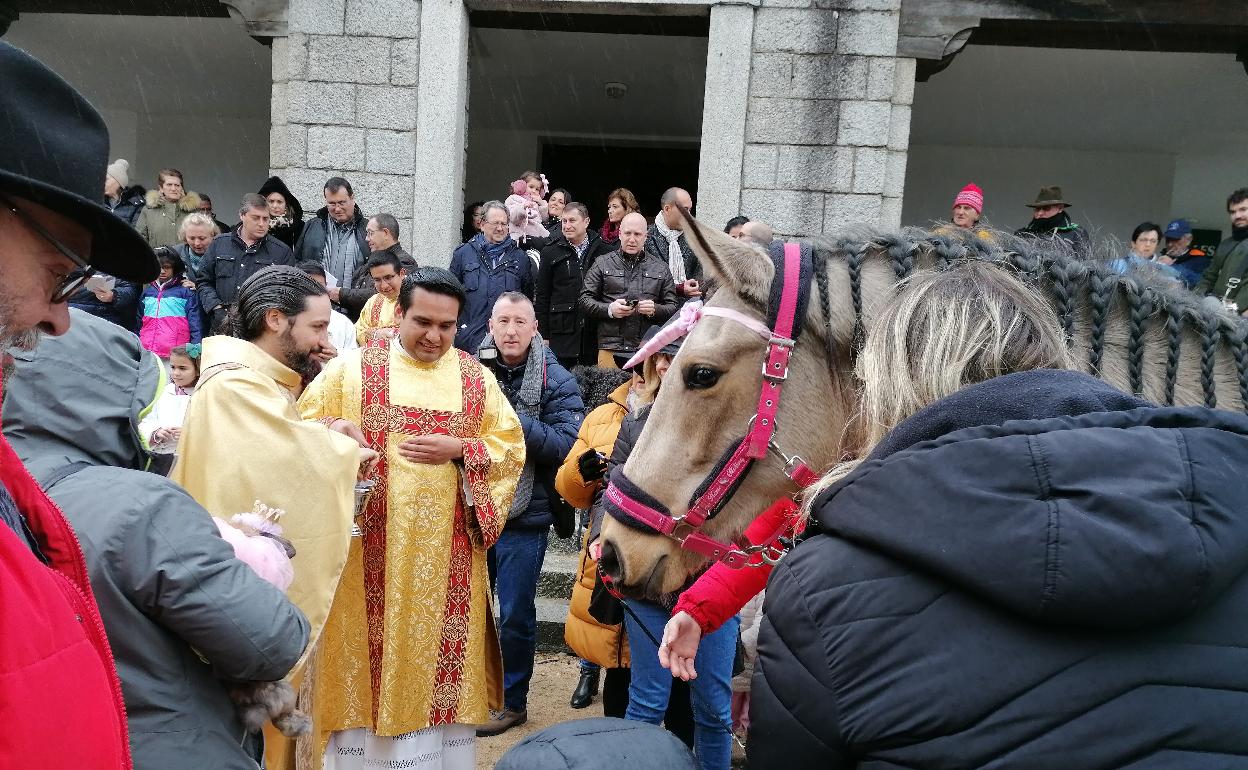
[{"xmin": 597, "ymin": 212, "xmax": 1248, "ymax": 599}]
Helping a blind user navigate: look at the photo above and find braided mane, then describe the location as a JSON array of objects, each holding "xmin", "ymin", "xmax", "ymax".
[{"xmin": 808, "ymin": 227, "xmax": 1248, "ymax": 413}]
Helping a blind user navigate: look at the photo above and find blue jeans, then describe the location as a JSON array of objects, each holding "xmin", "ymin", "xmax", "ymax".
[
  {"xmin": 623, "ymin": 599, "xmax": 738, "ymax": 770},
  {"xmin": 487, "ymin": 526, "xmax": 548, "ymax": 712}
]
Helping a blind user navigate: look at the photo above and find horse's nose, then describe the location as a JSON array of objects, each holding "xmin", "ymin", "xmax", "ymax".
[{"xmin": 598, "ymin": 539, "xmax": 624, "ymax": 586}]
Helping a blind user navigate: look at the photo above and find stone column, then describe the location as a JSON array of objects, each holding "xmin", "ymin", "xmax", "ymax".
[
  {"xmin": 410, "ymin": 0, "xmax": 469, "ymax": 267},
  {"xmin": 739, "ymin": 0, "xmax": 912, "ymax": 236},
  {"xmin": 696, "ymin": 2, "xmax": 756, "ymax": 230},
  {"xmin": 270, "ymin": 0, "xmax": 421, "ymax": 240}
]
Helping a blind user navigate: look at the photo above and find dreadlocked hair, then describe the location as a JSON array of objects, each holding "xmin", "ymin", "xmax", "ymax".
[{"xmin": 231, "ymin": 265, "xmax": 328, "ymax": 341}]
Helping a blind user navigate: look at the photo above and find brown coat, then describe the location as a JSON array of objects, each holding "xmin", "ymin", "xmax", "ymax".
[{"xmin": 558, "ymin": 382, "xmax": 631, "ymax": 668}]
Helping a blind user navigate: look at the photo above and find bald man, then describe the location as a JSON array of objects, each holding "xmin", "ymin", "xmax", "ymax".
[
  {"xmin": 740, "ymin": 220, "xmax": 774, "ymax": 249},
  {"xmin": 579, "ymin": 212, "xmax": 680, "ymax": 366},
  {"xmin": 645, "ymin": 187, "xmax": 703, "ymax": 303}
]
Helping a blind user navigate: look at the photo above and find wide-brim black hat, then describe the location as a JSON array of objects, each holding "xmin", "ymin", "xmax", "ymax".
[
  {"xmin": 0, "ymin": 43, "xmax": 157, "ymax": 283},
  {"xmin": 1024, "ymin": 185, "xmax": 1073, "ymax": 209}
]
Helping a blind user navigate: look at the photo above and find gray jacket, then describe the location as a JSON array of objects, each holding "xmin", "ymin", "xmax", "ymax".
[{"xmin": 4, "ymin": 310, "xmax": 310, "ymax": 770}]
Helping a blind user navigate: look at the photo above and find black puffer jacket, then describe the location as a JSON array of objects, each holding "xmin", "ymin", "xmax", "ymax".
[
  {"xmin": 578, "ymin": 249, "xmax": 678, "ymax": 352},
  {"xmin": 535, "ymin": 231, "xmax": 614, "ymax": 361},
  {"xmin": 750, "ymin": 369, "xmax": 1248, "ymax": 768}
]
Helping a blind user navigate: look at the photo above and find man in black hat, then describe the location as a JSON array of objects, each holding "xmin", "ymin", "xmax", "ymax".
[
  {"xmin": 0, "ymin": 41, "xmax": 158, "ymax": 768},
  {"xmin": 1014, "ymin": 185, "xmax": 1089, "ymax": 253}
]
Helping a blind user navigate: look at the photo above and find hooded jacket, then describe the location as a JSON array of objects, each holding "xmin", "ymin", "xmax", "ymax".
[
  {"xmin": 258, "ymin": 175, "xmax": 305, "ymax": 249},
  {"xmin": 750, "ymin": 369, "xmax": 1248, "ymax": 768},
  {"xmin": 559, "ymin": 378, "xmax": 632, "ymax": 669},
  {"xmin": 136, "ymin": 189, "xmax": 202, "ymax": 249},
  {"xmin": 0, "ymin": 316, "xmax": 132, "ymax": 768},
  {"xmin": 4, "ymin": 309, "xmax": 310, "ymax": 770}
]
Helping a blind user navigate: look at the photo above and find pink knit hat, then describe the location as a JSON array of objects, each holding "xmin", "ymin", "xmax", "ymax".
[
  {"xmin": 953, "ymin": 183, "xmax": 984, "ymax": 214},
  {"xmin": 510, "ymin": 179, "xmax": 528, "ymax": 196}
]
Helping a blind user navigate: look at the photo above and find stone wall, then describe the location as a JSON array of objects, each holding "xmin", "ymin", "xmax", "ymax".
[
  {"xmin": 269, "ymin": 0, "xmax": 421, "ymax": 242},
  {"xmin": 736, "ymin": 0, "xmax": 913, "ymax": 236},
  {"xmin": 263, "ymin": 0, "xmax": 914, "ymax": 255}
]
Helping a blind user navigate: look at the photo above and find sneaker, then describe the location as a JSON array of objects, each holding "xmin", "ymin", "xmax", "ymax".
[{"xmin": 476, "ymin": 708, "xmax": 528, "ymax": 737}]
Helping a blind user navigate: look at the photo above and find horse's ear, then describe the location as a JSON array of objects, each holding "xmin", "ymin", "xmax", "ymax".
[{"xmin": 679, "ymin": 208, "xmax": 773, "ymax": 302}]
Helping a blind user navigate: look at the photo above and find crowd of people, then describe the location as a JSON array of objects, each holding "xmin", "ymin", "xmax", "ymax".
[{"xmin": 4, "ymin": 39, "xmax": 1248, "ymax": 770}]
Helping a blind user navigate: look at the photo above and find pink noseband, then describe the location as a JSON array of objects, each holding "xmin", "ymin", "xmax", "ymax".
[{"xmin": 603, "ymin": 242, "xmax": 819, "ymax": 569}]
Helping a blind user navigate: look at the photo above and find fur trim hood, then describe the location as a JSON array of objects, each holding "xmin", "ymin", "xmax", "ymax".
[{"xmin": 145, "ymin": 189, "xmax": 201, "ymax": 213}]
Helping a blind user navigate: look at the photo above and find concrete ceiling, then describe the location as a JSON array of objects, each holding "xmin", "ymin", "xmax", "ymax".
[
  {"xmin": 912, "ymin": 44, "xmax": 1248, "ymax": 154},
  {"xmin": 4, "ymin": 12, "xmax": 271, "ymax": 117},
  {"xmin": 468, "ymin": 26, "xmax": 707, "ymax": 137}
]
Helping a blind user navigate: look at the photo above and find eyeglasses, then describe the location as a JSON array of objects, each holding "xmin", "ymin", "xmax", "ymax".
[
  {"xmin": 0, "ymin": 192, "xmax": 94, "ymax": 303},
  {"xmin": 326, "ymin": 200, "xmax": 354, "ymax": 209}
]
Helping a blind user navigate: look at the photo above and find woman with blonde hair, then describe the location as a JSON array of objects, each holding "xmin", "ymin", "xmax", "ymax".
[
  {"xmin": 742, "ymin": 259, "xmax": 1248, "ymax": 767},
  {"xmin": 600, "ymin": 187, "xmax": 639, "ymax": 245}
]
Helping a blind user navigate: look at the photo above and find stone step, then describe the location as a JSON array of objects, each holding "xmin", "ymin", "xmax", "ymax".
[
  {"xmin": 538, "ymin": 547, "xmax": 579, "ymax": 600},
  {"xmin": 536, "ymin": 596, "xmax": 571, "ymax": 653}
]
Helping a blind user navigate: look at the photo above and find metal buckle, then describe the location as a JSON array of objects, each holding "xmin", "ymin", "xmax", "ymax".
[{"xmin": 762, "ymin": 360, "xmax": 789, "ymax": 381}]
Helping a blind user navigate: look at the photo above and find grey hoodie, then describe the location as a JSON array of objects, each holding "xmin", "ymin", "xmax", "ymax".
[{"xmin": 4, "ymin": 309, "xmax": 310, "ymax": 770}]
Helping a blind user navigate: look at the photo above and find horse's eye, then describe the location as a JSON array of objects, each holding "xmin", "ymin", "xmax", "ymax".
[{"xmin": 685, "ymin": 365, "xmax": 721, "ymax": 390}]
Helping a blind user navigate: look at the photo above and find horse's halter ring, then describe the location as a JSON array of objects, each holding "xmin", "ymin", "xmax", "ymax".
[{"xmin": 604, "ymin": 241, "xmax": 820, "ymax": 570}]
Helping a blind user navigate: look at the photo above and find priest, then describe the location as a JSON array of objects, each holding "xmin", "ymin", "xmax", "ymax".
[
  {"xmin": 173, "ymin": 266, "xmax": 374, "ymax": 650},
  {"xmin": 299, "ymin": 267, "xmax": 525, "ymax": 769}
]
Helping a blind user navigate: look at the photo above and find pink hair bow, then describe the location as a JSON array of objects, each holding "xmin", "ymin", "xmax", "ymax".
[
  {"xmin": 621, "ymin": 299, "xmax": 776, "ymax": 371},
  {"xmin": 539, "ymin": 173, "xmax": 550, "ymax": 197}
]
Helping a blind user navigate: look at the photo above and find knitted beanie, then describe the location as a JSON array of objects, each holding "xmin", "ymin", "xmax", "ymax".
[
  {"xmin": 953, "ymin": 183, "xmax": 984, "ymax": 214},
  {"xmin": 106, "ymin": 159, "xmax": 130, "ymax": 189},
  {"xmin": 510, "ymin": 179, "xmax": 528, "ymax": 196}
]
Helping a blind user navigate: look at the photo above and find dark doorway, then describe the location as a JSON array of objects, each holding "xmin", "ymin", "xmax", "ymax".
[{"xmin": 541, "ymin": 142, "xmax": 700, "ymax": 225}]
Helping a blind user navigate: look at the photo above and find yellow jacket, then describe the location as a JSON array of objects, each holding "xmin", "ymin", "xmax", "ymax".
[{"xmin": 558, "ymin": 381, "xmax": 631, "ymax": 668}]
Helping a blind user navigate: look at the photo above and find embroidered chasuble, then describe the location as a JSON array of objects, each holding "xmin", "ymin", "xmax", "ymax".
[
  {"xmin": 297, "ymin": 339, "xmax": 524, "ymax": 764},
  {"xmin": 354, "ymin": 293, "xmax": 399, "ymax": 346}
]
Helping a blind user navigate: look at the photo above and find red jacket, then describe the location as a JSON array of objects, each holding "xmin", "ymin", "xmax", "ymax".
[
  {"xmin": 672, "ymin": 498, "xmax": 803, "ymax": 635},
  {"xmin": 0, "ymin": 386, "xmax": 131, "ymax": 768}
]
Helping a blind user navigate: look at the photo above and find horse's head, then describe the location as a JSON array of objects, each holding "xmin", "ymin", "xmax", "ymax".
[{"xmin": 597, "ymin": 215, "xmax": 866, "ymax": 598}]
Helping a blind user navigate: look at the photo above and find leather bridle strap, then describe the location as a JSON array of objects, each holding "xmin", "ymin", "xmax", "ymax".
[{"xmin": 603, "ymin": 242, "xmax": 820, "ymax": 569}]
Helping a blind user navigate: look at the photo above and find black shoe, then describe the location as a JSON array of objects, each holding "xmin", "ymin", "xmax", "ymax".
[
  {"xmin": 570, "ymin": 668, "xmax": 600, "ymax": 709},
  {"xmin": 476, "ymin": 709, "xmax": 527, "ymax": 737}
]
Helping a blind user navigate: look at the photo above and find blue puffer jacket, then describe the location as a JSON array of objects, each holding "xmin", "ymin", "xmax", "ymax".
[
  {"xmin": 484, "ymin": 342, "xmax": 583, "ymax": 529},
  {"xmin": 451, "ymin": 235, "xmax": 534, "ymax": 352},
  {"xmin": 751, "ymin": 369, "xmax": 1248, "ymax": 769}
]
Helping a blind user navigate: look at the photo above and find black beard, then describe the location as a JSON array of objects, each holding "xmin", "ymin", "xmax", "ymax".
[{"xmin": 278, "ymin": 327, "xmax": 318, "ymax": 377}]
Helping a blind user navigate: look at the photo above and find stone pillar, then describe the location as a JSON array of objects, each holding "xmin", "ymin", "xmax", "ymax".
[
  {"xmin": 269, "ymin": 0, "xmax": 421, "ymax": 241},
  {"xmin": 739, "ymin": 0, "xmax": 912, "ymax": 236},
  {"xmin": 411, "ymin": 0, "xmax": 469, "ymax": 266},
  {"xmin": 696, "ymin": 2, "xmax": 756, "ymax": 230}
]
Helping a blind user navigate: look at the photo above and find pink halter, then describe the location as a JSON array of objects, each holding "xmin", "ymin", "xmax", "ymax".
[{"xmin": 603, "ymin": 242, "xmax": 819, "ymax": 569}]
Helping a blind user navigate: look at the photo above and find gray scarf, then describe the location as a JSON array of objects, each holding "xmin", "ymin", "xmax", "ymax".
[
  {"xmin": 323, "ymin": 215, "xmax": 361, "ymax": 287},
  {"xmin": 478, "ymin": 333, "xmax": 547, "ymax": 519}
]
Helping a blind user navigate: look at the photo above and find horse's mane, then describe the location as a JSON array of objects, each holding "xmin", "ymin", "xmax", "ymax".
[{"xmin": 798, "ymin": 226, "xmax": 1248, "ymax": 412}]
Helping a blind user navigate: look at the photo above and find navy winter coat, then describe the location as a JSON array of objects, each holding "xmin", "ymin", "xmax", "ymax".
[
  {"xmin": 485, "ymin": 344, "xmax": 583, "ymax": 529},
  {"xmin": 751, "ymin": 369, "xmax": 1248, "ymax": 769},
  {"xmin": 451, "ymin": 236, "xmax": 534, "ymax": 352}
]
